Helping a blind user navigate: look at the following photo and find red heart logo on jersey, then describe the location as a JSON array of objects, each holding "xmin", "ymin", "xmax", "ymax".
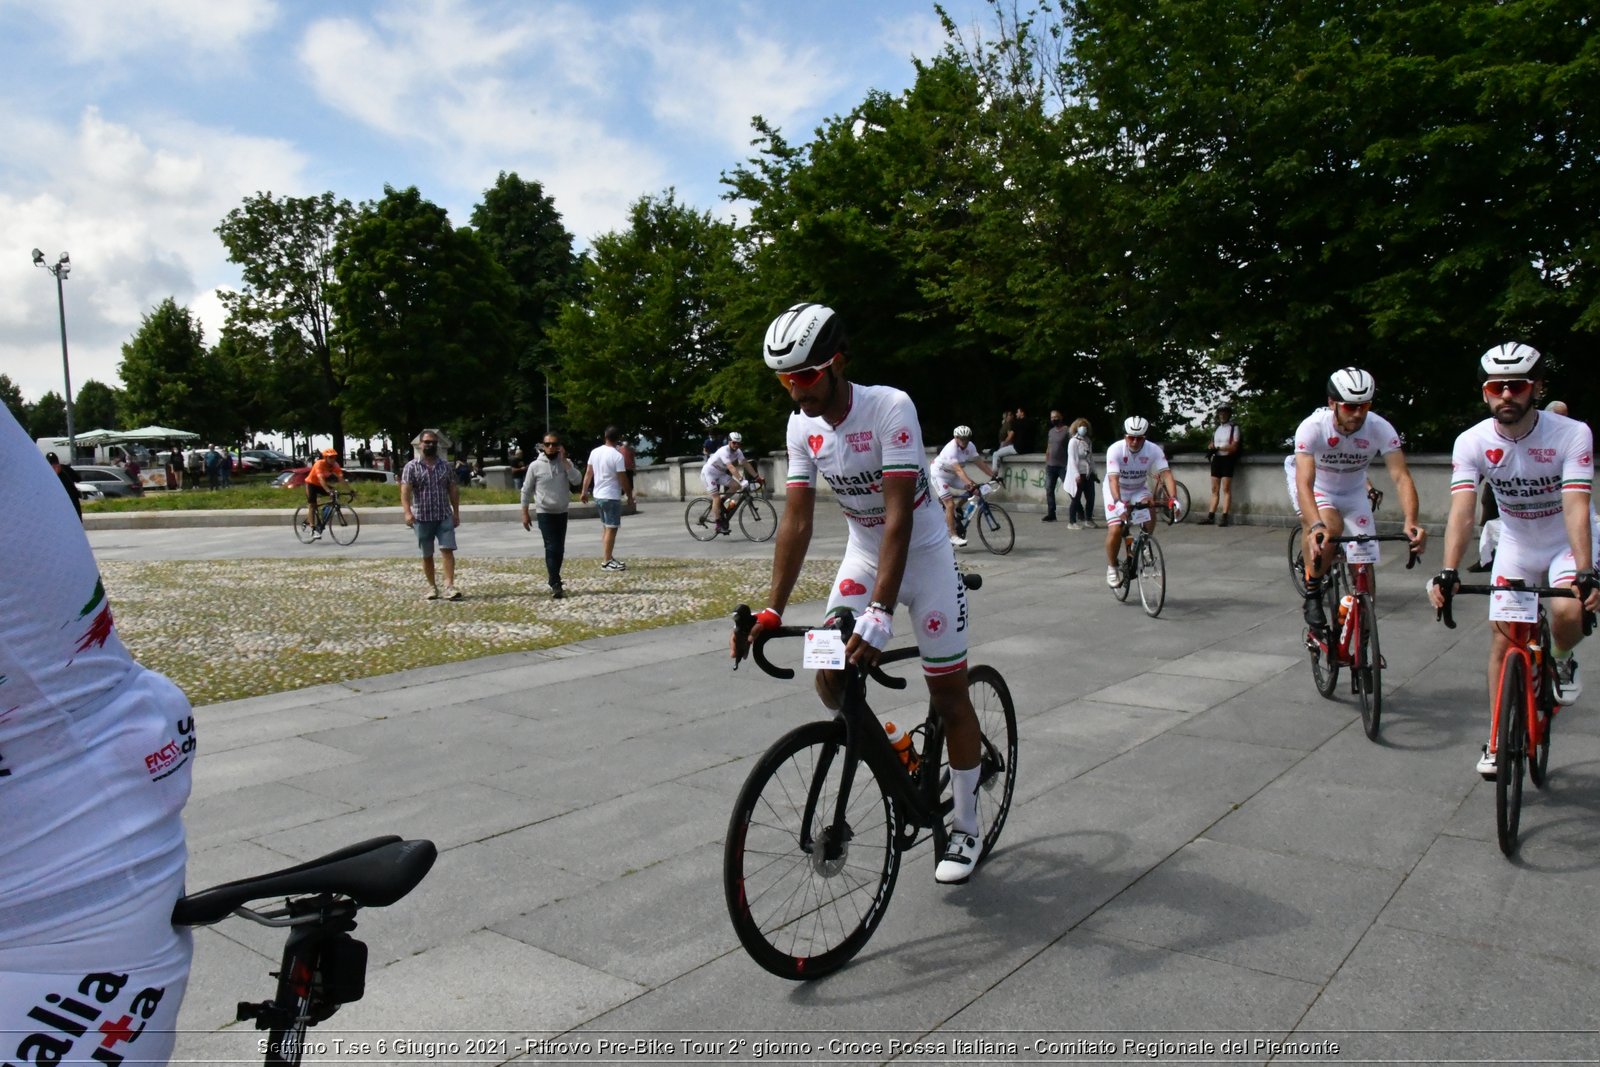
[
  {"xmin": 807, "ymin": 434, "xmax": 824, "ymax": 456},
  {"xmin": 838, "ymin": 578, "xmax": 867, "ymax": 597},
  {"xmin": 1327, "ymin": 436, "xmax": 1340, "ymax": 447},
  {"xmin": 1485, "ymin": 448, "xmax": 1504, "ymax": 464}
]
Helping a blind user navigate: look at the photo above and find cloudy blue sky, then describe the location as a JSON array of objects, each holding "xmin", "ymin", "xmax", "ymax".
[{"xmin": 2, "ymin": 0, "xmax": 998, "ymax": 403}]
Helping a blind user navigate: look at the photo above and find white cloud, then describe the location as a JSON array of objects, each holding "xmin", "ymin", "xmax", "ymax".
[
  {"xmin": 0, "ymin": 106, "xmax": 309, "ymax": 400},
  {"xmin": 25, "ymin": 0, "xmax": 279, "ymax": 64}
]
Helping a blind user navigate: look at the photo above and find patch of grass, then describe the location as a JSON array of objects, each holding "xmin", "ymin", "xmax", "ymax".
[{"xmin": 101, "ymin": 556, "xmax": 837, "ymax": 706}]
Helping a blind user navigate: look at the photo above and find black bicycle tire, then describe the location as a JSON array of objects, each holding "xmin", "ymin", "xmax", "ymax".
[
  {"xmin": 1356, "ymin": 592, "xmax": 1381, "ymax": 740},
  {"xmin": 1287, "ymin": 526, "xmax": 1307, "ymax": 598},
  {"xmin": 1529, "ymin": 615, "xmax": 1553, "ymax": 789},
  {"xmin": 326, "ymin": 505, "xmax": 360, "ymax": 545},
  {"xmin": 1109, "ymin": 545, "xmax": 1132, "ymax": 603},
  {"xmin": 739, "ymin": 497, "xmax": 776, "ymax": 542},
  {"xmin": 1138, "ymin": 534, "xmax": 1166, "ymax": 617},
  {"xmin": 724, "ymin": 719, "xmax": 900, "ymax": 980},
  {"xmin": 292, "ymin": 504, "xmax": 315, "ymax": 544},
  {"xmin": 928, "ymin": 665, "xmax": 1018, "ymax": 867},
  {"xmin": 685, "ymin": 497, "xmax": 720, "ymax": 542},
  {"xmin": 1310, "ymin": 568, "xmax": 1342, "ymax": 699},
  {"xmin": 977, "ymin": 502, "xmax": 1015, "ymax": 555},
  {"xmin": 1495, "ymin": 653, "xmax": 1526, "ymax": 856},
  {"xmin": 1172, "ymin": 481, "xmax": 1192, "ymax": 523},
  {"xmin": 1153, "ymin": 483, "xmax": 1177, "ymax": 526}
]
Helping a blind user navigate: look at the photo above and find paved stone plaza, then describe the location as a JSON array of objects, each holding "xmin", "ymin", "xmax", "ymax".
[{"xmin": 92, "ymin": 507, "xmax": 1600, "ymax": 1064}]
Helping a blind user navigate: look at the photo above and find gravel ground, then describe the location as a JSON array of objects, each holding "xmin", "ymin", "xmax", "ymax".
[{"xmin": 100, "ymin": 556, "xmax": 837, "ymax": 706}]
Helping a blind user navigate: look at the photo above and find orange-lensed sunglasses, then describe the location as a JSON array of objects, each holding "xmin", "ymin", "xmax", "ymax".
[
  {"xmin": 1336, "ymin": 401, "xmax": 1371, "ymax": 414},
  {"xmin": 1483, "ymin": 378, "xmax": 1535, "ymax": 397},
  {"xmin": 775, "ymin": 355, "xmax": 836, "ymax": 388}
]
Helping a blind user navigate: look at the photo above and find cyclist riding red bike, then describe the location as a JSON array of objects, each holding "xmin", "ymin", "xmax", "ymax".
[
  {"xmin": 731, "ymin": 302, "xmax": 989, "ymax": 885},
  {"xmin": 1427, "ymin": 343, "xmax": 1600, "ymax": 778}
]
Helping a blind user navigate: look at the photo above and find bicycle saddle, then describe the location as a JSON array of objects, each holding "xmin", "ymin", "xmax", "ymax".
[{"xmin": 172, "ymin": 836, "xmax": 437, "ymax": 926}]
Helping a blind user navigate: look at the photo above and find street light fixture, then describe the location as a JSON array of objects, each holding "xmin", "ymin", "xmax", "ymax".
[{"xmin": 31, "ymin": 248, "xmax": 76, "ymax": 459}]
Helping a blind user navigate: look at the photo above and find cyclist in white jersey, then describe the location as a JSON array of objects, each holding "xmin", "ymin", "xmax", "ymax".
[
  {"xmin": 1, "ymin": 403, "xmax": 195, "ymax": 1065},
  {"xmin": 700, "ymin": 432, "xmax": 763, "ymax": 534},
  {"xmin": 1103, "ymin": 416, "xmax": 1180, "ymax": 587},
  {"xmin": 932, "ymin": 426, "xmax": 999, "ymax": 546},
  {"xmin": 734, "ymin": 302, "xmax": 987, "ymax": 885},
  {"xmin": 1293, "ymin": 368, "xmax": 1426, "ymax": 632},
  {"xmin": 1427, "ymin": 343, "xmax": 1600, "ymax": 777}
]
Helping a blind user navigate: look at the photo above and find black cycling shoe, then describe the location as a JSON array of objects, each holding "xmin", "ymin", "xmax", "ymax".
[{"xmin": 1303, "ymin": 591, "xmax": 1327, "ymax": 630}]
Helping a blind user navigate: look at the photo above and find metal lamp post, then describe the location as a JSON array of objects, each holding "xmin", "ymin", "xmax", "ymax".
[{"xmin": 31, "ymin": 249, "xmax": 76, "ymax": 458}]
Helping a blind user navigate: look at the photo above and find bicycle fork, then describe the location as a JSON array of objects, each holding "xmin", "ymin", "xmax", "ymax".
[{"xmin": 1487, "ymin": 645, "xmax": 1539, "ymax": 758}]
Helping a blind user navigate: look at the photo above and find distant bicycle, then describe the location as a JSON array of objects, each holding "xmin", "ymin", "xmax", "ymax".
[
  {"xmin": 954, "ymin": 483, "xmax": 1014, "ymax": 554},
  {"xmin": 1152, "ymin": 479, "xmax": 1192, "ymax": 525},
  {"xmin": 686, "ymin": 479, "xmax": 774, "ymax": 542},
  {"xmin": 294, "ymin": 489, "xmax": 359, "ymax": 545}
]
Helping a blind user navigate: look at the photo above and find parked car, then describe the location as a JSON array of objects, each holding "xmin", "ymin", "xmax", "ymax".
[
  {"xmin": 273, "ymin": 466, "xmax": 397, "ymax": 489},
  {"xmin": 73, "ymin": 465, "xmax": 145, "ymax": 498},
  {"xmin": 240, "ymin": 448, "xmax": 298, "ymax": 472},
  {"xmin": 75, "ymin": 482, "xmax": 106, "ymax": 503}
]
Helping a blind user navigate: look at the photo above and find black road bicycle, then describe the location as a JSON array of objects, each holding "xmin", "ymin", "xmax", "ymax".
[
  {"xmin": 686, "ymin": 481, "xmax": 775, "ymax": 543},
  {"xmin": 724, "ymin": 577, "xmax": 1017, "ymax": 979},
  {"xmin": 954, "ymin": 485, "xmax": 1014, "ymax": 554},
  {"xmin": 1109, "ymin": 514, "xmax": 1167, "ymax": 617},
  {"xmin": 293, "ymin": 489, "xmax": 360, "ymax": 545},
  {"xmin": 1151, "ymin": 479, "xmax": 1192, "ymax": 526},
  {"xmin": 172, "ymin": 836, "xmax": 436, "ymax": 1066}
]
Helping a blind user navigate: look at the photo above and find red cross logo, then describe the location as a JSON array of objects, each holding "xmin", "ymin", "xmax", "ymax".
[
  {"xmin": 100, "ymin": 1016, "xmax": 137, "ymax": 1049},
  {"xmin": 894, "ymin": 429, "xmax": 911, "ymax": 446}
]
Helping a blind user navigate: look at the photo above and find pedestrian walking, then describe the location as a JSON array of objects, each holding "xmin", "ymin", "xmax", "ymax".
[
  {"xmin": 400, "ymin": 428, "xmax": 463, "ymax": 600},
  {"xmin": 45, "ymin": 451, "xmax": 82, "ymax": 519},
  {"xmin": 520, "ymin": 433, "xmax": 583, "ymax": 598},
  {"xmin": 580, "ymin": 426, "xmax": 634, "ymax": 571}
]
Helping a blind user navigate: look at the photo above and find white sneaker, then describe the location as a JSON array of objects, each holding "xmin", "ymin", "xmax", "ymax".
[
  {"xmin": 1554, "ymin": 656, "xmax": 1581, "ymax": 706},
  {"xmin": 1067, "ymin": 522, "xmax": 1082, "ymax": 530},
  {"xmin": 444, "ymin": 585, "xmax": 462, "ymax": 601},
  {"xmin": 424, "ymin": 585, "xmax": 440, "ymax": 601},
  {"xmin": 935, "ymin": 830, "xmax": 982, "ymax": 885},
  {"xmin": 1476, "ymin": 744, "xmax": 1497, "ymax": 781},
  {"xmin": 1105, "ymin": 564, "xmax": 1122, "ymax": 587},
  {"xmin": 949, "ymin": 535, "xmax": 967, "ymax": 547}
]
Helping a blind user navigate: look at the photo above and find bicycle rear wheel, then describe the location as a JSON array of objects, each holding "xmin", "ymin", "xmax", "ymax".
[
  {"xmin": 1529, "ymin": 617, "xmax": 1554, "ymax": 789},
  {"xmin": 739, "ymin": 497, "xmax": 776, "ymax": 542},
  {"xmin": 292, "ymin": 504, "xmax": 315, "ymax": 544},
  {"xmin": 928, "ymin": 665, "xmax": 1019, "ymax": 869},
  {"xmin": 326, "ymin": 505, "xmax": 360, "ymax": 545},
  {"xmin": 1286, "ymin": 527, "xmax": 1306, "ymax": 598},
  {"xmin": 725, "ymin": 720, "xmax": 900, "ymax": 979},
  {"xmin": 1355, "ymin": 593, "xmax": 1382, "ymax": 739},
  {"xmin": 685, "ymin": 497, "xmax": 719, "ymax": 541},
  {"xmin": 1308, "ymin": 572, "xmax": 1342, "ymax": 699},
  {"xmin": 977, "ymin": 502, "xmax": 1014, "ymax": 555},
  {"xmin": 1137, "ymin": 534, "xmax": 1166, "ymax": 617},
  {"xmin": 1494, "ymin": 653, "xmax": 1528, "ymax": 856},
  {"xmin": 1109, "ymin": 550, "xmax": 1132, "ymax": 602},
  {"xmin": 1172, "ymin": 481, "xmax": 1192, "ymax": 523}
]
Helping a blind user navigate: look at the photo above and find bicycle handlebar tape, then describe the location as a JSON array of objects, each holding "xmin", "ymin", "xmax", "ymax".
[{"xmin": 1435, "ymin": 569, "xmax": 1459, "ymax": 629}]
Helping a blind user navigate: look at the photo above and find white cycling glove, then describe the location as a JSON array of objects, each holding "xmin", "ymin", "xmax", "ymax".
[
  {"xmin": 979, "ymin": 482, "xmax": 997, "ymax": 497},
  {"xmin": 853, "ymin": 604, "xmax": 893, "ymax": 651}
]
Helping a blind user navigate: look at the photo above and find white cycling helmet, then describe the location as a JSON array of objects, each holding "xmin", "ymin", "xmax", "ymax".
[
  {"xmin": 1123, "ymin": 416, "xmax": 1149, "ymax": 436},
  {"xmin": 763, "ymin": 302, "xmax": 847, "ymax": 371},
  {"xmin": 953, "ymin": 425, "xmax": 972, "ymax": 439},
  {"xmin": 1479, "ymin": 342, "xmax": 1543, "ymax": 379},
  {"xmin": 1327, "ymin": 367, "xmax": 1377, "ymax": 403},
  {"xmin": 728, "ymin": 431, "xmax": 742, "ymax": 443}
]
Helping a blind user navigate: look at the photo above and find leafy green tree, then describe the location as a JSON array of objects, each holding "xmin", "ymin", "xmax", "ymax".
[
  {"xmin": 468, "ymin": 171, "xmax": 584, "ymax": 452},
  {"xmin": 26, "ymin": 391, "xmax": 66, "ymax": 440},
  {"xmin": 216, "ymin": 191, "xmax": 356, "ymax": 450},
  {"xmin": 332, "ymin": 185, "xmax": 518, "ymax": 442},
  {"xmin": 72, "ymin": 379, "xmax": 123, "ymax": 431},
  {"xmin": 117, "ymin": 298, "xmax": 212, "ymax": 433},
  {"xmin": 0, "ymin": 374, "xmax": 25, "ymax": 423},
  {"xmin": 548, "ymin": 190, "xmax": 745, "ymax": 455}
]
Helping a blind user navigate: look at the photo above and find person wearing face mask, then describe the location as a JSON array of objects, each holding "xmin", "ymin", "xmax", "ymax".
[
  {"xmin": 1042, "ymin": 410, "xmax": 1071, "ymax": 522},
  {"xmin": 401, "ymin": 429, "xmax": 464, "ymax": 600},
  {"xmin": 1067, "ymin": 419, "xmax": 1097, "ymax": 529}
]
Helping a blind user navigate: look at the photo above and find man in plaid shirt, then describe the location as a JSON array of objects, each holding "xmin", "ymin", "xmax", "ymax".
[{"xmin": 401, "ymin": 428, "xmax": 463, "ymax": 600}]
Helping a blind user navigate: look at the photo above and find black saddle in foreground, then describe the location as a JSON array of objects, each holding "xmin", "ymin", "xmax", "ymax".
[{"xmin": 172, "ymin": 836, "xmax": 437, "ymax": 926}]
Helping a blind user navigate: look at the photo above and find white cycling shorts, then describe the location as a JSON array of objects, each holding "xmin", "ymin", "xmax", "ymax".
[
  {"xmin": 1492, "ymin": 527, "xmax": 1599, "ymax": 589},
  {"xmin": 824, "ymin": 541, "xmax": 969, "ymax": 676},
  {"xmin": 703, "ymin": 471, "xmax": 733, "ymax": 494},
  {"xmin": 935, "ymin": 475, "xmax": 965, "ymax": 501},
  {"xmin": 0, "ymin": 871, "xmax": 191, "ymax": 1066},
  {"xmin": 1106, "ymin": 496, "xmax": 1153, "ymax": 528}
]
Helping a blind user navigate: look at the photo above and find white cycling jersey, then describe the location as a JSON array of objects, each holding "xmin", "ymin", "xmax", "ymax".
[
  {"xmin": 785, "ymin": 383, "xmax": 947, "ymax": 552},
  {"xmin": 1, "ymin": 403, "xmax": 194, "ymax": 1062},
  {"xmin": 701, "ymin": 444, "xmax": 746, "ymax": 481},
  {"xmin": 1293, "ymin": 408, "xmax": 1402, "ymax": 497},
  {"xmin": 932, "ymin": 439, "xmax": 979, "ymax": 498},
  {"xmin": 1450, "ymin": 411, "xmax": 1594, "ymax": 553},
  {"xmin": 1105, "ymin": 439, "xmax": 1169, "ymax": 501}
]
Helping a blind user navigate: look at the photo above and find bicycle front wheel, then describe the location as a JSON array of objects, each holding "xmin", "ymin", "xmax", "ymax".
[
  {"xmin": 685, "ymin": 497, "xmax": 719, "ymax": 542},
  {"xmin": 739, "ymin": 497, "xmax": 775, "ymax": 542},
  {"xmin": 1355, "ymin": 593, "xmax": 1381, "ymax": 739},
  {"xmin": 1137, "ymin": 534, "xmax": 1166, "ymax": 617},
  {"xmin": 725, "ymin": 720, "xmax": 901, "ymax": 980},
  {"xmin": 929, "ymin": 665, "xmax": 1019, "ymax": 867},
  {"xmin": 977, "ymin": 502, "xmax": 1014, "ymax": 555},
  {"xmin": 1494, "ymin": 653, "xmax": 1528, "ymax": 856},
  {"xmin": 292, "ymin": 504, "xmax": 315, "ymax": 544},
  {"xmin": 326, "ymin": 505, "xmax": 360, "ymax": 545}
]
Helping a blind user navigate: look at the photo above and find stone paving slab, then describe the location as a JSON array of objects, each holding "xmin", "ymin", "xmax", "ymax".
[{"xmin": 150, "ymin": 509, "xmax": 1600, "ymax": 1062}]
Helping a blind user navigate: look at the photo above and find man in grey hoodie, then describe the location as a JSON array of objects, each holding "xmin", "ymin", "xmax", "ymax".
[{"xmin": 520, "ymin": 432, "xmax": 583, "ymax": 598}]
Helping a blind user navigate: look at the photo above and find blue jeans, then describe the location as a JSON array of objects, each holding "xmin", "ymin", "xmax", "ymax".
[{"xmin": 1044, "ymin": 465, "xmax": 1066, "ymax": 518}]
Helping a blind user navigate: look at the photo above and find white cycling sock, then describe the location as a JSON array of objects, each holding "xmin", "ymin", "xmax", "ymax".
[{"xmin": 951, "ymin": 765, "xmax": 981, "ymax": 836}]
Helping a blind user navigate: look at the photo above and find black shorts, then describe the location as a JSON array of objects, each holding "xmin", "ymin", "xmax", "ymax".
[{"xmin": 1210, "ymin": 454, "xmax": 1238, "ymax": 479}]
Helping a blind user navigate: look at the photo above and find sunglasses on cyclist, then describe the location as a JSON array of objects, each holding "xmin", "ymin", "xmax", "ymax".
[
  {"xmin": 775, "ymin": 355, "xmax": 837, "ymax": 389},
  {"xmin": 1483, "ymin": 378, "xmax": 1535, "ymax": 398},
  {"xmin": 1335, "ymin": 401, "xmax": 1371, "ymax": 414}
]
